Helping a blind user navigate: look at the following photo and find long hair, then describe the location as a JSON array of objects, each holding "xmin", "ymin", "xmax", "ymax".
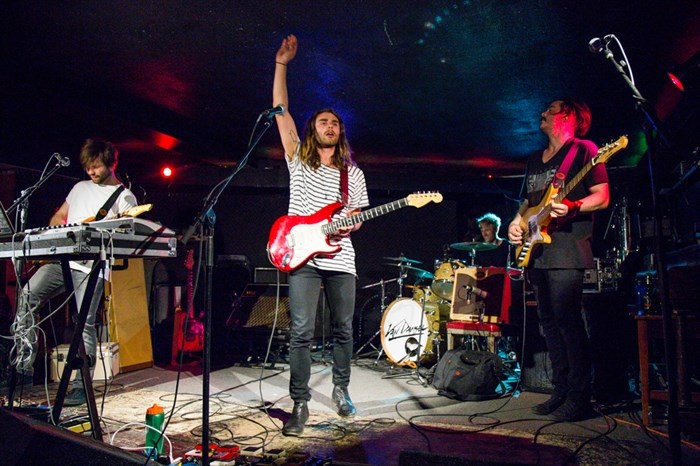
[
  {"xmin": 559, "ymin": 97, "xmax": 592, "ymax": 137},
  {"xmin": 80, "ymin": 138, "xmax": 118, "ymax": 170},
  {"xmin": 298, "ymin": 108, "xmax": 355, "ymax": 169}
]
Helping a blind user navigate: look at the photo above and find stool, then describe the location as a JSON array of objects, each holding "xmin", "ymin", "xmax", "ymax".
[
  {"xmin": 636, "ymin": 314, "xmax": 700, "ymax": 426},
  {"xmin": 446, "ymin": 320, "xmax": 502, "ymax": 353}
]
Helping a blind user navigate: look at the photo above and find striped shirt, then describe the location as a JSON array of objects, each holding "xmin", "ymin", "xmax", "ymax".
[{"xmin": 286, "ymin": 155, "xmax": 369, "ymax": 275}]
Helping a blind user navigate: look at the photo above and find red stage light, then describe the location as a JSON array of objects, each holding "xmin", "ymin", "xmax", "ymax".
[
  {"xmin": 161, "ymin": 166, "xmax": 173, "ymax": 178},
  {"xmin": 667, "ymin": 51, "xmax": 700, "ymax": 92}
]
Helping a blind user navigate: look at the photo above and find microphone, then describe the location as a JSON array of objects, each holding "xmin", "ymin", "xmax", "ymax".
[
  {"xmin": 53, "ymin": 152, "xmax": 70, "ymax": 167},
  {"xmin": 463, "ymin": 284, "xmax": 488, "ymax": 299},
  {"xmin": 588, "ymin": 35, "xmax": 613, "ymax": 54},
  {"xmin": 261, "ymin": 104, "xmax": 285, "ymax": 118}
]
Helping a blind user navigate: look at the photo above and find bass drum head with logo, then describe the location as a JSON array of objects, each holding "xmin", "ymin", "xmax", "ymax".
[{"xmin": 380, "ymin": 298, "xmax": 437, "ymax": 368}]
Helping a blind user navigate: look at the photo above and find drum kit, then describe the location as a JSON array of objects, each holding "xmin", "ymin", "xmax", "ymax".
[{"xmin": 355, "ymin": 242, "xmax": 500, "ymax": 369}]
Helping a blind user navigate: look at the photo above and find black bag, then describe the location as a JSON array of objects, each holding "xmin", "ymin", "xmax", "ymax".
[{"xmin": 432, "ymin": 349, "xmax": 507, "ymax": 401}]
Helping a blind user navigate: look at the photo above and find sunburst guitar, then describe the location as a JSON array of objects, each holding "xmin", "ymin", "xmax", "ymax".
[
  {"xmin": 515, "ymin": 136, "xmax": 628, "ymax": 268},
  {"xmin": 267, "ymin": 192, "xmax": 443, "ymax": 273}
]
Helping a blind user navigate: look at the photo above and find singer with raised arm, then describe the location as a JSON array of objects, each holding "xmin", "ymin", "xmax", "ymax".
[
  {"xmin": 507, "ymin": 98, "xmax": 609, "ymax": 422},
  {"xmin": 272, "ymin": 34, "xmax": 370, "ymax": 436},
  {"xmin": 2, "ymin": 138, "xmax": 137, "ymax": 404}
]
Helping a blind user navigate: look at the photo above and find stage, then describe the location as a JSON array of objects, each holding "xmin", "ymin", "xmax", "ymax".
[{"xmin": 4, "ymin": 351, "xmax": 699, "ymax": 466}]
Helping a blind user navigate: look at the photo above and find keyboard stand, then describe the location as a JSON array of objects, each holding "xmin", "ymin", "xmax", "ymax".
[
  {"xmin": 54, "ymin": 259, "xmax": 103, "ymax": 440},
  {"xmin": 7, "ymin": 258, "xmax": 103, "ymax": 441}
]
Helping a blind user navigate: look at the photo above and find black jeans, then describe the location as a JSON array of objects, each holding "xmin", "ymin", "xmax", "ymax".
[
  {"xmin": 288, "ymin": 265, "xmax": 355, "ymax": 402},
  {"xmin": 528, "ymin": 268, "xmax": 591, "ymax": 404}
]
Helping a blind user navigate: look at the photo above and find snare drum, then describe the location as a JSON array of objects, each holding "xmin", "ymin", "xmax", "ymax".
[{"xmin": 380, "ymin": 298, "xmax": 439, "ymax": 368}]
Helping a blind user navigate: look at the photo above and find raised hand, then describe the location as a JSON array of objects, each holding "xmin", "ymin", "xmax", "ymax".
[{"xmin": 276, "ymin": 34, "xmax": 298, "ymax": 65}]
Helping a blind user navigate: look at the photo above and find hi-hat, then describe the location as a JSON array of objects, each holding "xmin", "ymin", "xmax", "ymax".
[
  {"xmin": 450, "ymin": 241, "xmax": 499, "ymax": 252},
  {"xmin": 382, "ymin": 255, "xmax": 422, "ymax": 264}
]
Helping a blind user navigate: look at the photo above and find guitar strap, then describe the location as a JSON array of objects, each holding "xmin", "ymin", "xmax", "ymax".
[
  {"xmin": 340, "ymin": 167, "xmax": 349, "ymax": 207},
  {"xmin": 553, "ymin": 139, "xmax": 579, "ymax": 189},
  {"xmin": 95, "ymin": 185, "xmax": 125, "ymax": 221}
]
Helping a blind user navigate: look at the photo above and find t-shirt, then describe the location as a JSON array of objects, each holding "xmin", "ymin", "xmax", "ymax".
[
  {"xmin": 65, "ymin": 180, "xmax": 138, "ymax": 273},
  {"xmin": 474, "ymin": 240, "xmax": 512, "ymax": 268},
  {"xmin": 523, "ymin": 138, "xmax": 608, "ymax": 269},
  {"xmin": 286, "ymin": 155, "xmax": 369, "ymax": 275}
]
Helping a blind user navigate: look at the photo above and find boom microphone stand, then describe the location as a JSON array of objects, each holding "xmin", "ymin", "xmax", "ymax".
[
  {"xmin": 593, "ymin": 35, "xmax": 680, "ymax": 464},
  {"xmin": 5, "ymin": 155, "xmax": 71, "ymax": 409},
  {"xmin": 180, "ymin": 112, "xmax": 275, "ymax": 466}
]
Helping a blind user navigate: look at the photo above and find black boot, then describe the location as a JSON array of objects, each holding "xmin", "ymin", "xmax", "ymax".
[
  {"xmin": 532, "ymin": 393, "xmax": 566, "ymax": 415},
  {"xmin": 332, "ymin": 385, "xmax": 356, "ymax": 417},
  {"xmin": 282, "ymin": 401, "xmax": 309, "ymax": 436}
]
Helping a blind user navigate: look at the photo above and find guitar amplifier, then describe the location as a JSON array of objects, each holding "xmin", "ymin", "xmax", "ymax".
[
  {"xmin": 226, "ymin": 284, "xmax": 291, "ymax": 330},
  {"xmin": 51, "ymin": 342, "xmax": 120, "ymax": 382}
]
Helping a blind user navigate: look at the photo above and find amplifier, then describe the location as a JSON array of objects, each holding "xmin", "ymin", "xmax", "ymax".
[{"xmin": 51, "ymin": 342, "xmax": 120, "ymax": 382}]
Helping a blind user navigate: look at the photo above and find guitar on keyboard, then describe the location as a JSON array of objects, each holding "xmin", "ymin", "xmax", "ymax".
[
  {"xmin": 267, "ymin": 192, "xmax": 443, "ymax": 273},
  {"xmin": 515, "ymin": 136, "xmax": 628, "ymax": 268},
  {"xmin": 82, "ymin": 203, "xmax": 153, "ymax": 223}
]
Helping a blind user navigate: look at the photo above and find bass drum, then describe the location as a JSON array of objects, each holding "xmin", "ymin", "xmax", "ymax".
[{"xmin": 380, "ymin": 298, "xmax": 439, "ymax": 368}]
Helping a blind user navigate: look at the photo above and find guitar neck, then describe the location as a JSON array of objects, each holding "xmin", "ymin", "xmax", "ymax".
[
  {"xmin": 554, "ymin": 160, "xmax": 594, "ymax": 204},
  {"xmin": 321, "ymin": 197, "xmax": 409, "ymax": 235}
]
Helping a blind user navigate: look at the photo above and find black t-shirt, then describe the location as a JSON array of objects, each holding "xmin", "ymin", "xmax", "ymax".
[
  {"xmin": 523, "ymin": 138, "xmax": 608, "ymax": 269},
  {"xmin": 474, "ymin": 240, "xmax": 512, "ymax": 268}
]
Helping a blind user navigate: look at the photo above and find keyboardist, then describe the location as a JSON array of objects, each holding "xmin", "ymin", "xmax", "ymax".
[{"xmin": 2, "ymin": 138, "xmax": 137, "ymax": 405}]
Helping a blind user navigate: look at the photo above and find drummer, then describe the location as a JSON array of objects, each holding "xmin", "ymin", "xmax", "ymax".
[{"xmin": 472, "ymin": 212, "xmax": 511, "ymax": 268}]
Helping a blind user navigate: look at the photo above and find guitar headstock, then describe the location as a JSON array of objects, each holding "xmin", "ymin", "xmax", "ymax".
[
  {"xmin": 593, "ymin": 135, "xmax": 628, "ymax": 165},
  {"xmin": 406, "ymin": 191, "xmax": 443, "ymax": 208},
  {"xmin": 122, "ymin": 204, "xmax": 153, "ymax": 218}
]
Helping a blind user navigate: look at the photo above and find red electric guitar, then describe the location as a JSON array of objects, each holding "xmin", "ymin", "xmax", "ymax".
[
  {"xmin": 515, "ymin": 136, "xmax": 628, "ymax": 268},
  {"xmin": 267, "ymin": 192, "xmax": 443, "ymax": 272},
  {"xmin": 171, "ymin": 249, "xmax": 204, "ymax": 364}
]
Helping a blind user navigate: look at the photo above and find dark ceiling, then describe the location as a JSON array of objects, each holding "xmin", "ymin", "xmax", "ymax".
[{"xmin": 1, "ymin": 1, "xmax": 699, "ymax": 193}]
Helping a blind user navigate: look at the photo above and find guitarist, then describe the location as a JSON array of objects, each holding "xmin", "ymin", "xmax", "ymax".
[
  {"xmin": 4, "ymin": 138, "xmax": 137, "ymax": 405},
  {"xmin": 273, "ymin": 34, "xmax": 369, "ymax": 436},
  {"xmin": 507, "ymin": 98, "xmax": 609, "ymax": 422}
]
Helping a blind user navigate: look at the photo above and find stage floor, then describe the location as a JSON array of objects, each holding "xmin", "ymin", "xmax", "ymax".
[{"xmin": 5, "ymin": 352, "xmax": 700, "ymax": 466}]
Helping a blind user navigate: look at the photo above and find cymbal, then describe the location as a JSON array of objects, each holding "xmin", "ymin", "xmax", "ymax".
[
  {"xmin": 382, "ymin": 255, "xmax": 422, "ymax": 264},
  {"xmin": 402, "ymin": 265, "xmax": 434, "ymax": 280},
  {"xmin": 449, "ymin": 241, "xmax": 499, "ymax": 252}
]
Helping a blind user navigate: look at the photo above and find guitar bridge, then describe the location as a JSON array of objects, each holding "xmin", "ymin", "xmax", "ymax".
[{"xmin": 281, "ymin": 252, "xmax": 291, "ymax": 268}]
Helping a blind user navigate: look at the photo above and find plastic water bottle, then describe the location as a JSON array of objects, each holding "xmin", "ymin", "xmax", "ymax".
[{"xmin": 145, "ymin": 403, "xmax": 165, "ymax": 456}]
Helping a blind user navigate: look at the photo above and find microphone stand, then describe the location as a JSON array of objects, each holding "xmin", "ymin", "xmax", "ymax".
[
  {"xmin": 5, "ymin": 159, "xmax": 72, "ymax": 409},
  {"xmin": 600, "ymin": 44, "xmax": 681, "ymax": 464},
  {"xmin": 7, "ymin": 160, "xmax": 65, "ymax": 219},
  {"xmin": 180, "ymin": 116, "xmax": 274, "ymax": 466}
]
